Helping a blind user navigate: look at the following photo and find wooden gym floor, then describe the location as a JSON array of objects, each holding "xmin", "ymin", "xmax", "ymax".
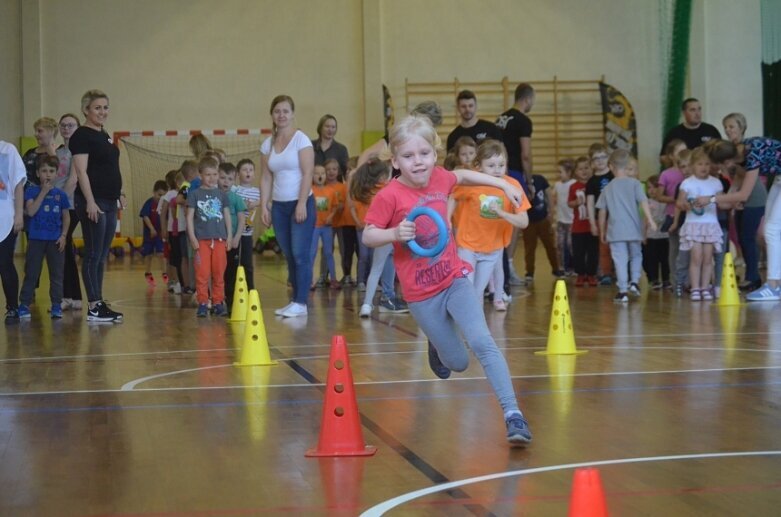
[{"xmin": 1, "ymin": 250, "xmax": 781, "ymax": 516}]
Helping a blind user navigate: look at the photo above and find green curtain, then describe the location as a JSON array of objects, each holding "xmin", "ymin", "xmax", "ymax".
[
  {"xmin": 762, "ymin": 0, "xmax": 781, "ymax": 139},
  {"xmin": 662, "ymin": 0, "xmax": 693, "ymax": 138}
]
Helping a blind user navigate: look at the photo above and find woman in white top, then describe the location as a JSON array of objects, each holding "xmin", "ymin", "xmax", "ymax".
[{"xmin": 260, "ymin": 95, "xmax": 315, "ymax": 318}]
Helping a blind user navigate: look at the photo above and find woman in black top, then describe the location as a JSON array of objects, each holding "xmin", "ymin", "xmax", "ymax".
[
  {"xmin": 312, "ymin": 114, "xmax": 349, "ymax": 176},
  {"xmin": 69, "ymin": 90, "xmax": 123, "ymax": 322}
]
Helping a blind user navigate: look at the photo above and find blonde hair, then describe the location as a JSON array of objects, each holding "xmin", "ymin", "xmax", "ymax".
[
  {"xmin": 33, "ymin": 117, "xmax": 58, "ymax": 133},
  {"xmin": 722, "ymin": 112, "xmax": 747, "ymax": 135},
  {"xmin": 80, "ymin": 89, "xmax": 109, "ymax": 116},
  {"xmin": 675, "ymin": 148, "xmax": 692, "ymax": 168},
  {"xmin": 475, "ymin": 139, "xmax": 507, "ymax": 166},
  {"xmin": 389, "ymin": 114, "xmax": 442, "ymax": 156},
  {"xmin": 189, "ymin": 133, "xmax": 213, "ymax": 158},
  {"xmin": 690, "ymin": 147, "xmax": 711, "ymax": 166}
]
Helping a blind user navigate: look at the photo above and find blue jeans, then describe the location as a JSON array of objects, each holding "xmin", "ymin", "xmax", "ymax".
[
  {"xmin": 272, "ymin": 196, "xmax": 315, "ymax": 304},
  {"xmin": 77, "ymin": 197, "xmax": 117, "ymax": 303},
  {"xmin": 736, "ymin": 206, "xmax": 765, "ymax": 283},
  {"xmin": 310, "ymin": 225, "xmax": 336, "ymax": 282}
]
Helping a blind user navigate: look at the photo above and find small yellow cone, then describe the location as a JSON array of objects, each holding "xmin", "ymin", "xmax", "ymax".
[
  {"xmin": 229, "ymin": 266, "xmax": 249, "ymax": 321},
  {"xmin": 234, "ymin": 289, "xmax": 277, "ymax": 366},
  {"xmin": 716, "ymin": 252, "xmax": 742, "ymax": 306},
  {"xmin": 536, "ymin": 280, "xmax": 587, "ymax": 356}
]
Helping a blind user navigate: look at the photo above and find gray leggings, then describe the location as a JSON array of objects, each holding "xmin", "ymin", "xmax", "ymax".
[{"xmin": 408, "ymin": 277, "xmax": 520, "ymax": 414}]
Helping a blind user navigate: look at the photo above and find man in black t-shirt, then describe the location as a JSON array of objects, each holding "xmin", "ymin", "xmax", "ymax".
[
  {"xmin": 446, "ymin": 90, "xmax": 503, "ymax": 152},
  {"xmin": 495, "ymin": 83, "xmax": 536, "ymax": 286},
  {"xmin": 660, "ymin": 98, "xmax": 721, "ymax": 154},
  {"xmin": 495, "ymin": 83, "xmax": 535, "ymax": 190}
]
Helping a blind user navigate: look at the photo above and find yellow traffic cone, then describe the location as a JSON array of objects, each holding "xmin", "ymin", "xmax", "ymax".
[
  {"xmin": 716, "ymin": 252, "xmax": 742, "ymax": 306},
  {"xmin": 229, "ymin": 266, "xmax": 249, "ymax": 321},
  {"xmin": 535, "ymin": 280, "xmax": 587, "ymax": 356},
  {"xmin": 234, "ymin": 289, "xmax": 277, "ymax": 366}
]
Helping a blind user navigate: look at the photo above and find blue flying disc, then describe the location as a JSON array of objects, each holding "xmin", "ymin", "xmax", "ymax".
[{"xmin": 406, "ymin": 206, "xmax": 448, "ymax": 257}]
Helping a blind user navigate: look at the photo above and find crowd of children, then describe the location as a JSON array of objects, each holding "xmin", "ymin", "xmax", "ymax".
[{"xmin": 2, "ymin": 102, "xmax": 771, "ymax": 327}]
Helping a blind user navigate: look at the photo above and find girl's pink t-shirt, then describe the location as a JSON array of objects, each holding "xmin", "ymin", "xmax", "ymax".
[
  {"xmin": 659, "ymin": 167, "xmax": 684, "ymax": 217},
  {"xmin": 364, "ymin": 166, "xmax": 472, "ymax": 302}
]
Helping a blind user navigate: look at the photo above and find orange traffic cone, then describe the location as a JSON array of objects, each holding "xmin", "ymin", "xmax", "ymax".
[
  {"xmin": 569, "ymin": 468, "xmax": 608, "ymax": 517},
  {"xmin": 306, "ymin": 335, "xmax": 377, "ymax": 457}
]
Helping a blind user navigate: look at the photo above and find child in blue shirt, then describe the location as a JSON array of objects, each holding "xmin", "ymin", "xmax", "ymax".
[
  {"xmin": 139, "ymin": 180, "xmax": 169, "ymax": 286},
  {"xmin": 19, "ymin": 155, "xmax": 71, "ymax": 319}
]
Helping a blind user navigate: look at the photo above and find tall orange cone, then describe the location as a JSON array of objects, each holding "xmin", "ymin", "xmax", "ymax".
[
  {"xmin": 569, "ymin": 468, "xmax": 609, "ymax": 517},
  {"xmin": 536, "ymin": 280, "xmax": 587, "ymax": 356},
  {"xmin": 234, "ymin": 289, "xmax": 277, "ymax": 366},
  {"xmin": 229, "ymin": 266, "xmax": 249, "ymax": 321},
  {"xmin": 716, "ymin": 252, "xmax": 742, "ymax": 306},
  {"xmin": 306, "ymin": 335, "xmax": 377, "ymax": 457}
]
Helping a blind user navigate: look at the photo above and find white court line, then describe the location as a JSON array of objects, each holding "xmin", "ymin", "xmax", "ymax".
[
  {"xmin": 3, "ymin": 363, "xmax": 780, "ymax": 397},
  {"xmin": 0, "ymin": 347, "xmax": 238, "ymax": 364},
  {"xmin": 117, "ymin": 363, "xmax": 781, "ymax": 392},
  {"xmin": 1, "ymin": 335, "xmax": 777, "ymax": 364},
  {"xmin": 359, "ymin": 451, "xmax": 781, "ymax": 516}
]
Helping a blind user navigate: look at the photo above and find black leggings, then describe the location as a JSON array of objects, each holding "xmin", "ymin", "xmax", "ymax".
[
  {"xmin": 643, "ymin": 238, "xmax": 670, "ymax": 283},
  {"xmin": 0, "ymin": 230, "xmax": 19, "ymax": 310},
  {"xmin": 337, "ymin": 226, "xmax": 359, "ymax": 277},
  {"xmin": 63, "ymin": 215, "xmax": 82, "ymax": 300},
  {"xmin": 239, "ymin": 235, "xmax": 255, "ymax": 289}
]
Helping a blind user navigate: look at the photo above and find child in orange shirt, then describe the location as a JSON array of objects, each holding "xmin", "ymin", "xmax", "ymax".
[
  {"xmin": 310, "ymin": 165, "xmax": 339, "ymax": 289},
  {"xmin": 449, "ymin": 139, "xmax": 530, "ymax": 311},
  {"xmin": 329, "ymin": 160, "xmax": 359, "ymax": 286},
  {"xmin": 350, "ymin": 158, "xmax": 408, "ymax": 315}
]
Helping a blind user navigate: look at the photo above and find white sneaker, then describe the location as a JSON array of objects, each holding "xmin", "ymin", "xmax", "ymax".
[
  {"xmin": 61, "ymin": 298, "xmax": 73, "ymax": 310},
  {"xmin": 502, "ymin": 292, "xmax": 512, "ymax": 303},
  {"xmin": 280, "ymin": 302, "xmax": 308, "ymax": 318},
  {"xmin": 71, "ymin": 300, "xmax": 82, "ymax": 310},
  {"xmin": 275, "ymin": 302, "xmax": 294, "ymax": 315},
  {"xmin": 359, "ymin": 304, "xmax": 372, "ymax": 318},
  {"xmin": 172, "ymin": 282, "xmax": 182, "ymax": 295}
]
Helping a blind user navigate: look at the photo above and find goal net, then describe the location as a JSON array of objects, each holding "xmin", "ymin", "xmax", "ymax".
[{"xmin": 116, "ymin": 129, "xmax": 269, "ymax": 238}]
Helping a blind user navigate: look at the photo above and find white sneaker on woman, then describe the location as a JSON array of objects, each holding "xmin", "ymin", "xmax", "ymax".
[
  {"xmin": 280, "ymin": 302, "xmax": 308, "ymax": 318},
  {"xmin": 275, "ymin": 302, "xmax": 294, "ymax": 316}
]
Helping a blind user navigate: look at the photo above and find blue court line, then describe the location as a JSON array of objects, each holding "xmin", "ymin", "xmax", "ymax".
[{"xmin": 1, "ymin": 377, "xmax": 781, "ymax": 414}]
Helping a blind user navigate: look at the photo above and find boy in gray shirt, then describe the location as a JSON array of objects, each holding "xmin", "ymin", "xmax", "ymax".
[
  {"xmin": 186, "ymin": 157, "xmax": 232, "ymax": 317},
  {"xmin": 596, "ymin": 150, "xmax": 657, "ymax": 302}
]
